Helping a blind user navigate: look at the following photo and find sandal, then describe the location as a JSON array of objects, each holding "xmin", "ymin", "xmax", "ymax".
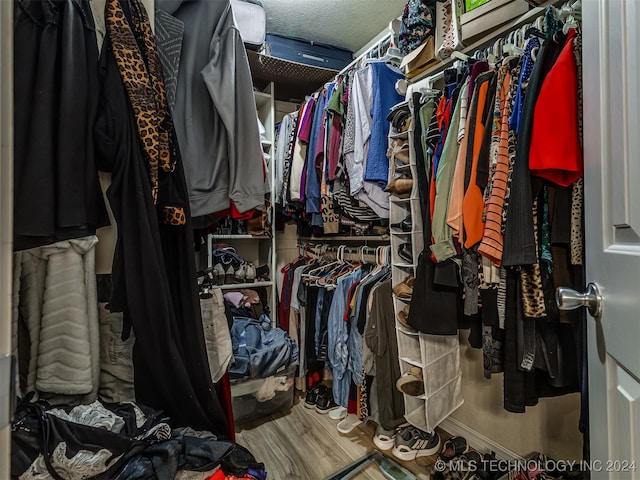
[{"xmin": 439, "ymin": 436, "xmax": 469, "ymax": 461}]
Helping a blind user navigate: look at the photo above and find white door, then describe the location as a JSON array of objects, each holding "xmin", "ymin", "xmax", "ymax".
[
  {"xmin": 0, "ymin": 0, "xmax": 13, "ymax": 477},
  {"xmin": 582, "ymin": 0, "xmax": 640, "ymax": 475}
]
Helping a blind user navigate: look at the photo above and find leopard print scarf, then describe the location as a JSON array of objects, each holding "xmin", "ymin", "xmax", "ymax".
[{"xmin": 106, "ymin": 0, "xmax": 174, "ymax": 205}]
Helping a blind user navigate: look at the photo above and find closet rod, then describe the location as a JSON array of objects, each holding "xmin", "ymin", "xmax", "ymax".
[
  {"xmin": 412, "ymin": 0, "xmax": 567, "ymax": 85},
  {"xmin": 336, "ymin": 32, "xmax": 393, "ymax": 78},
  {"xmin": 298, "ymin": 236, "xmax": 389, "ymax": 242},
  {"xmin": 302, "ymin": 244, "xmax": 385, "ymax": 259}
]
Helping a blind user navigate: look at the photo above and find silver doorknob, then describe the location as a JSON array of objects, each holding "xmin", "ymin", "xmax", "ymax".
[{"xmin": 556, "ymin": 283, "xmax": 603, "ymax": 317}]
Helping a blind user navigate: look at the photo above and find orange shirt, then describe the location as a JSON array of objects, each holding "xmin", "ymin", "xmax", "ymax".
[{"xmin": 462, "ymin": 76, "xmax": 491, "ymax": 248}]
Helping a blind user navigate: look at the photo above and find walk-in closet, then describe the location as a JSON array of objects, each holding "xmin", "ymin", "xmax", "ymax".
[{"xmin": 1, "ymin": 0, "xmax": 639, "ymax": 479}]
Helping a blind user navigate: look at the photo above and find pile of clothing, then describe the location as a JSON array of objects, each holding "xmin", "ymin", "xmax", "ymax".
[{"xmin": 11, "ymin": 396, "xmax": 266, "ymax": 480}]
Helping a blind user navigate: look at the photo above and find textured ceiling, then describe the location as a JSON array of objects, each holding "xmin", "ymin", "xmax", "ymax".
[{"xmin": 261, "ymin": 0, "xmax": 406, "ymax": 53}]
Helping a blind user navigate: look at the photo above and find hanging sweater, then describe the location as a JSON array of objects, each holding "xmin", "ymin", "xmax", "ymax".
[{"xmin": 156, "ymin": 0, "xmax": 268, "ymax": 217}]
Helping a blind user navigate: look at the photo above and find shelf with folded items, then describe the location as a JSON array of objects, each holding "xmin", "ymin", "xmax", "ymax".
[
  {"xmin": 210, "ymin": 234, "xmax": 272, "ymax": 240},
  {"xmin": 218, "ymin": 281, "xmax": 274, "ymax": 290}
]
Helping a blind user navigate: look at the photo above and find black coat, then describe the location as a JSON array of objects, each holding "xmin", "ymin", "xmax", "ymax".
[
  {"xmin": 94, "ymin": 6, "xmax": 228, "ymax": 437},
  {"xmin": 14, "ymin": 0, "xmax": 108, "ymax": 251}
]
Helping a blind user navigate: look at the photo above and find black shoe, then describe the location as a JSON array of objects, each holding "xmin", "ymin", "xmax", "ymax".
[
  {"xmin": 232, "ymin": 219, "xmax": 248, "ymax": 235},
  {"xmin": 218, "ymin": 216, "xmax": 232, "ymax": 235},
  {"xmin": 390, "ymin": 216, "xmax": 412, "ymax": 232},
  {"xmin": 315, "ymin": 389, "xmax": 339, "ymax": 414},
  {"xmin": 255, "ymin": 264, "xmax": 270, "ymax": 281},
  {"xmin": 398, "ymin": 242, "xmax": 413, "ymax": 264},
  {"xmin": 304, "ymin": 385, "xmax": 326, "ymax": 409}
]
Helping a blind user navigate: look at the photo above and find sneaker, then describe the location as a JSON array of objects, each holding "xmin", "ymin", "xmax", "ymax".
[
  {"xmin": 337, "ymin": 413, "xmax": 363, "ymax": 433},
  {"xmin": 392, "ymin": 426, "xmax": 441, "ymax": 461},
  {"xmin": 373, "ymin": 419, "xmax": 409, "ymax": 450},
  {"xmin": 234, "ymin": 264, "xmax": 246, "ymax": 283},
  {"xmin": 245, "ymin": 263, "xmax": 256, "ymax": 283},
  {"xmin": 315, "ymin": 389, "xmax": 340, "ymax": 414},
  {"xmin": 304, "ymin": 385, "xmax": 326, "ymax": 409},
  {"xmin": 224, "ymin": 265, "xmax": 234, "ymax": 285},
  {"xmin": 212, "ymin": 263, "xmax": 225, "ymax": 286},
  {"xmin": 329, "ymin": 406, "xmax": 348, "ymax": 420}
]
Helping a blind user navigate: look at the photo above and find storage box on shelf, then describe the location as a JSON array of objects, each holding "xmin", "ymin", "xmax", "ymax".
[
  {"xmin": 461, "ymin": 0, "xmax": 530, "ymax": 43},
  {"xmin": 230, "ymin": 364, "xmax": 296, "ymax": 424}
]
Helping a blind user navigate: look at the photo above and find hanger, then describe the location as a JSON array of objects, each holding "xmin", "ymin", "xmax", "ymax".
[
  {"xmin": 381, "ymin": 46, "xmax": 403, "ymax": 67},
  {"xmin": 360, "ymin": 246, "xmax": 368, "ymax": 264},
  {"xmin": 425, "ymin": 70, "xmax": 445, "ymax": 90},
  {"xmin": 419, "ymin": 86, "xmax": 441, "ymax": 103},
  {"xmin": 492, "ymin": 38, "xmax": 504, "ymax": 59},
  {"xmin": 559, "ymin": 0, "xmax": 581, "ymax": 34},
  {"xmin": 450, "ymin": 50, "xmax": 470, "ymax": 62},
  {"xmin": 525, "ymin": 26, "xmax": 545, "ymax": 40}
]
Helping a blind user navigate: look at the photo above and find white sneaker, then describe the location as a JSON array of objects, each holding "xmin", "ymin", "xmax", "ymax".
[
  {"xmin": 245, "ymin": 263, "xmax": 256, "ymax": 283},
  {"xmin": 329, "ymin": 406, "xmax": 347, "ymax": 420},
  {"xmin": 234, "ymin": 264, "xmax": 246, "ymax": 283},
  {"xmin": 337, "ymin": 414, "xmax": 363, "ymax": 434}
]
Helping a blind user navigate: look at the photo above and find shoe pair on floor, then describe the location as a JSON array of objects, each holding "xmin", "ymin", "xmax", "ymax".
[
  {"xmin": 374, "ymin": 420, "xmax": 441, "ymax": 461},
  {"xmin": 433, "ymin": 437, "xmax": 496, "ymax": 480},
  {"xmin": 304, "ymin": 384, "xmax": 339, "ymax": 414}
]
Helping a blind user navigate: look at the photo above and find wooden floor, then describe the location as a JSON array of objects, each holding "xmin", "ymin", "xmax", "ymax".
[{"xmin": 235, "ymin": 394, "xmax": 437, "ymax": 480}]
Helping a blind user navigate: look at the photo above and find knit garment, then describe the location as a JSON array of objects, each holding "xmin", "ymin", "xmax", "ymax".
[{"xmin": 478, "ymin": 68, "xmax": 512, "ymax": 265}]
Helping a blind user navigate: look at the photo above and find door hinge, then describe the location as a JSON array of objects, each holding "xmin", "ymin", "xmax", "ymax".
[{"xmin": 0, "ymin": 354, "xmax": 15, "ymax": 429}]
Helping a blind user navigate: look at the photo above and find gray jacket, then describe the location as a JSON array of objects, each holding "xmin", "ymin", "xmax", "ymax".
[{"xmin": 156, "ymin": 0, "xmax": 267, "ymax": 216}]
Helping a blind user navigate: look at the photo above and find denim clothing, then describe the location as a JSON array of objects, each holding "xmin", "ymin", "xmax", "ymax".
[
  {"xmin": 328, "ymin": 269, "xmax": 362, "ymax": 408},
  {"xmin": 229, "ymin": 315, "xmax": 298, "ymax": 379}
]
